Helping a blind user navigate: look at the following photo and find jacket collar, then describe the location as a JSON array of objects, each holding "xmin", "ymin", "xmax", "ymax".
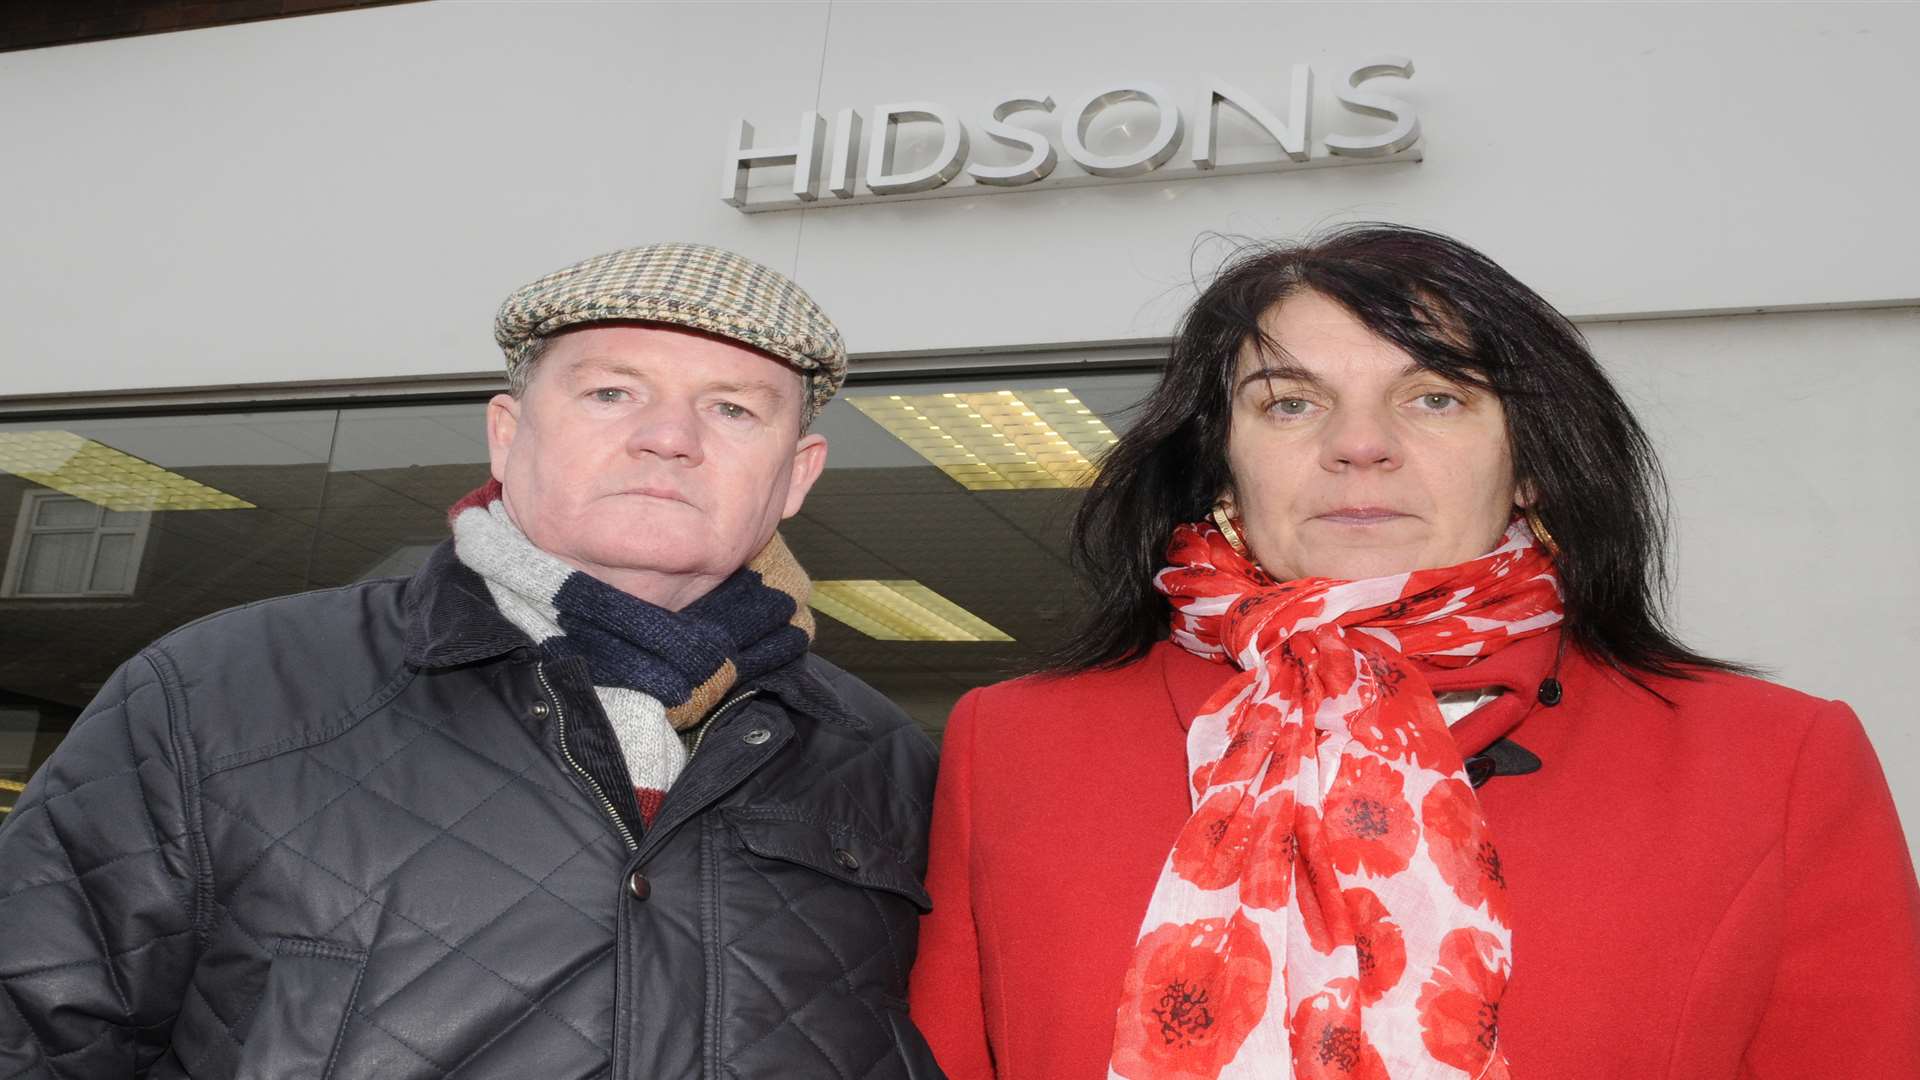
[
  {"xmin": 751, "ymin": 660, "xmax": 865, "ymax": 730},
  {"xmin": 1156, "ymin": 628, "xmax": 1563, "ymax": 758},
  {"xmin": 402, "ymin": 539, "xmax": 534, "ymax": 669}
]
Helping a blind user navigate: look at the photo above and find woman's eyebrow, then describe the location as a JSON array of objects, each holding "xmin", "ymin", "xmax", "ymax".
[{"xmin": 1235, "ymin": 362, "xmax": 1320, "ymax": 393}]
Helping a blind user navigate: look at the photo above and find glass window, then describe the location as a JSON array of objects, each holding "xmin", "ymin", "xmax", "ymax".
[
  {"xmin": 0, "ymin": 368, "xmax": 1157, "ymax": 819},
  {"xmin": 0, "ymin": 410, "xmax": 336, "ymax": 819},
  {"xmin": 3, "ymin": 491, "xmax": 150, "ymax": 597},
  {"xmin": 797, "ymin": 371, "xmax": 1158, "ymax": 734},
  {"xmin": 309, "ymin": 404, "xmax": 492, "ymax": 588}
]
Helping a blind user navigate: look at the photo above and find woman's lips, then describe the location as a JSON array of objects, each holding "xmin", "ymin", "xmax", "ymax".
[{"xmin": 1314, "ymin": 507, "xmax": 1408, "ymax": 525}]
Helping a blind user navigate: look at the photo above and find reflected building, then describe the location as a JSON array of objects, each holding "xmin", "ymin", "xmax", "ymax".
[{"xmin": 0, "ymin": 372, "xmax": 1158, "ymax": 818}]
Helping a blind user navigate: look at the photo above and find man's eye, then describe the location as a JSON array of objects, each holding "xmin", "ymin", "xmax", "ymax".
[
  {"xmin": 591, "ymin": 388, "xmax": 629, "ymax": 403},
  {"xmin": 715, "ymin": 401, "xmax": 752, "ymax": 420}
]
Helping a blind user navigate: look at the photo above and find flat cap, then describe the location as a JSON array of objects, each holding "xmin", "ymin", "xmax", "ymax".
[{"xmin": 494, "ymin": 242, "xmax": 847, "ymax": 420}]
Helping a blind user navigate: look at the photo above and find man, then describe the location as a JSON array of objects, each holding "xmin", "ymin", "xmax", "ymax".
[{"xmin": 0, "ymin": 244, "xmax": 943, "ymax": 1078}]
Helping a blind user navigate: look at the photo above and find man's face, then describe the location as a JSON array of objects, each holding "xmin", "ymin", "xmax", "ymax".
[{"xmin": 486, "ymin": 323, "xmax": 828, "ymax": 610}]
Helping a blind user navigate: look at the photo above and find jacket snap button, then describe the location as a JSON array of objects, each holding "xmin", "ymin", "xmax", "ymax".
[
  {"xmin": 832, "ymin": 848, "xmax": 861, "ymax": 872},
  {"xmin": 626, "ymin": 871, "xmax": 651, "ymax": 901},
  {"xmin": 530, "ymin": 700, "xmax": 551, "ymax": 720},
  {"xmin": 742, "ymin": 728, "xmax": 772, "ymax": 746}
]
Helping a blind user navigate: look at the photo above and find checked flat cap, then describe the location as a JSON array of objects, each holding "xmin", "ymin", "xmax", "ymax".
[{"xmin": 495, "ymin": 243, "xmax": 847, "ymax": 420}]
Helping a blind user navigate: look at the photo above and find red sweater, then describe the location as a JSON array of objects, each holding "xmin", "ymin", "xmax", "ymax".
[{"xmin": 908, "ymin": 635, "xmax": 1920, "ymax": 1078}]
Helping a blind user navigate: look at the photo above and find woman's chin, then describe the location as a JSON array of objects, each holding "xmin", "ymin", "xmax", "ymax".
[{"xmin": 1275, "ymin": 544, "xmax": 1438, "ymax": 582}]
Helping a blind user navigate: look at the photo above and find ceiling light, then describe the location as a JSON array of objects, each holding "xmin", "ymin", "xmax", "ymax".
[
  {"xmin": 849, "ymin": 388, "xmax": 1119, "ymax": 490},
  {"xmin": 810, "ymin": 580, "xmax": 1013, "ymax": 642},
  {"xmin": 0, "ymin": 431, "xmax": 255, "ymax": 511}
]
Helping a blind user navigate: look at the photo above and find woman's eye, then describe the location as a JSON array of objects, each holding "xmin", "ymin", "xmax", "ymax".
[
  {"xmin": 1270, "ymin": 398, "xmax": 1313, "ymax": 416},
  {"xmin": 1418, "ymin": 392, "xmax": 1461, "ymax": 410}
]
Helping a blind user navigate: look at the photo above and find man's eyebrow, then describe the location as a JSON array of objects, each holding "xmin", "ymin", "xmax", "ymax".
[
  {"xmin": 703, "ymin": 378, "xmax": 789, "ymax": 401},
  {"xmin": 558, "ymin": 361, "xmax": 788, "ymax": 401},
  {"xmin": 561, "ymin": 356, "xmax": 651, "ymax": 383}
]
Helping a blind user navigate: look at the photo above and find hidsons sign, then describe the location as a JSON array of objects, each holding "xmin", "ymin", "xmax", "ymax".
[{"xmin": 723, "ymin": 57, "xmax": 1420, "ymax": 213}]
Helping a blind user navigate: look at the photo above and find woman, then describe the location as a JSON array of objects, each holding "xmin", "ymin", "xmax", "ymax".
[{"xmin": 907, "ymin": 225, "xmax": 1920, "ymax": 1079}]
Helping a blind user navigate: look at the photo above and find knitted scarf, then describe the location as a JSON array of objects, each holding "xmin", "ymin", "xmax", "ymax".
[
  {"xmin": 1109, "ymin": 517, "xmax": 1562, "ymax": 1080},
  {"xmin": 449, "ymin": 480, "xmax": 813, "ymax": 825}
]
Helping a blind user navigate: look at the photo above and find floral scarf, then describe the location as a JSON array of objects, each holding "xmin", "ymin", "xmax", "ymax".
[{"xmin": 1109, "ymin": 518, "xmax": 1562, "ymax": 1080}]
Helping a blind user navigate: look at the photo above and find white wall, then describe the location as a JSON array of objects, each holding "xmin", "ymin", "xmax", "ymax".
[
  {"xmin": 1587, "ymin": 307, "xmax": 1920, "ymax": 848},
  {"xmin": 0, "ymin": 2, "xmax": 822, "ymax": 396},
  {"xmin": 2, "ymin": 2, "xmax": 1916, "ymax": 850},
  {"xmin": 2, "ymin": 1, "xmax": 1916, "ymax": 395}
]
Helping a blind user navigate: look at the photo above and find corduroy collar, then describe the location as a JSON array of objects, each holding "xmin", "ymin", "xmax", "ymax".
[{"xmin": 403, "ymin": 540, "xmax": 530, "ymax": 669}]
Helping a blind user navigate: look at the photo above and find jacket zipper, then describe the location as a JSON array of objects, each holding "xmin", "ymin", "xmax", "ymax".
[
  {"xmin": 540, "ymin": 661, "xmax": 639, "ymax": 853},
  {"xmin": 687, "ymin": 689, "xmax": 758, "ymax": 759}
]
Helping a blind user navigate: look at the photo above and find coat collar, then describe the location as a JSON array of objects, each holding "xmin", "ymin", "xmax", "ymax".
[
  {"xmin": 402, "ymin": 539, "xmax": 533, "ymax": 669},
  {"xmin": 1156, "ymin": 628, "xmax": 1564, "ymax": 758}
]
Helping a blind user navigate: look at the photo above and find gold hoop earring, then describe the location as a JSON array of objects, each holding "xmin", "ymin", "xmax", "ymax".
[
  {"xmin": 1210, "ymin": 502, "xmax": 1251, "ymax": 560},
  {"xmin": 1524, "ymin": 507, "xmax": 1561, "ymax": 558}
]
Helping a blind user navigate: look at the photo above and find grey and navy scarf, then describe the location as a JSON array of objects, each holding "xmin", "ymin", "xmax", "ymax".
[{"xmin": 449, "ymin": 480, "xmax": 814, "ymax": 824}]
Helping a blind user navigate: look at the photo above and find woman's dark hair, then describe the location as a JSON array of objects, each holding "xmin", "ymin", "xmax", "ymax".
[{"xmin": 1048, "ymin": 223, "xmax": 1740, "ymax": 679}]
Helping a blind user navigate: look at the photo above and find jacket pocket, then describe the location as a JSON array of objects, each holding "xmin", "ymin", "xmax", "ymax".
[
  {"xmin": 713, "ymin": 809, "xmax": 936, "ymax": 1078},
  {"xmin": 723, "ymin": 808, "xmax": 932, "ymax": 912},
  {"xmin": 234, "ymin": 937, "xmax": 367, "ymax": 1080}
]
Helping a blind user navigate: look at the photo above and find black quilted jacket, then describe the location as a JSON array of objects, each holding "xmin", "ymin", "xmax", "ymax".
[{"xmin": 0, "ymin": 542, "xmax": 944, "ymax": 1079}]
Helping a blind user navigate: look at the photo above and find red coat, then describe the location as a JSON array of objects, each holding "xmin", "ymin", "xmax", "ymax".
[{"xmin": 908, "ymin": 634, "xmax": 1920, "ymax": 1078}]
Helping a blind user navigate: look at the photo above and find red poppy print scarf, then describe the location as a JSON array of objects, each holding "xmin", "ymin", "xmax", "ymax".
[{"xmin": 1109, "ymin": 518, "xmax": 1562, "ymax": 1080}]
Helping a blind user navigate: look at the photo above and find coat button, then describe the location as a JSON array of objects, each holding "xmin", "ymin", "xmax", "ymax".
[
  {"xmin": 832, "ymin": 848, "xmax": 861, "ymax": 872},
  {"xmin": 1465, "ymin": 755, "xmax": 1497, "ymax": 788},
  {"xmin": 1536, "ymin": 677, "xmax": 1564, "ymax": 707},
  {"xmin": 626, "ymin": 871, "xmax": 651, "ymax": 901},
  {"xmin": 742, "ymin": 727, "xmax": 771, "ymax": 746},
  {"xmin": 530, "ymin": 700, "xmax": 551, "ymax": 720}
]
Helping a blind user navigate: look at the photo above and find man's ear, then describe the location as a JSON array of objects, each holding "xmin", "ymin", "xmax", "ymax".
[
  {"xmin": 486, "ymin": 393, "xmax": 521, "ymax": 484},
  {"xmin": 782, "ymin": 432, "xmax": 830, "ymax": 518}
]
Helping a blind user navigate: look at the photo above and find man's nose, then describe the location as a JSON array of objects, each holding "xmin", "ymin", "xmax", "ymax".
[
  {"xmin": 1319, "ymin": 404, "xmax": 1401, "ymax": 471},
  {"xmin": 623, "ymin": 399, "xmax": 703, "ymax": 463}
]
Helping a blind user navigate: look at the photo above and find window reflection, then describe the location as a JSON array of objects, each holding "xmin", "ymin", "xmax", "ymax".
[
  {"xmin": 2, "ymin": 492, "xmax": 150, "ymax": 597},
  {"xmin": 0, "ymin": 410, "xmax": 336, "ymax": 818},
  {"xmin": 0, "ymin": 370, "xmax": 1155, "ymax": 818},
  {"xmin": 310, "ymin": 405, "xmax": 492, "ymax": 588},
  {"xmin": 796, "ymin": 372, "xmax": 1155, "ymax": 733}
]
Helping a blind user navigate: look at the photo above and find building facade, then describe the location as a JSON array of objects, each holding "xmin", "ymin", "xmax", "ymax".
[{"xmin": 2, "ymin": 2, "xmax": 1916, "ymax": 863}]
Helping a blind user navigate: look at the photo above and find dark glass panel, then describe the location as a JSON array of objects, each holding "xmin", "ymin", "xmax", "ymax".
[{"xmin": 0, "ymin": 410, "xmax": 336, "ymax": 816}]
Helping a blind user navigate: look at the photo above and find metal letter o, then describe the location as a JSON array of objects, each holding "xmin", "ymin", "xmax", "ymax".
[{"xmin": 1057, "ymin": 82, "xmax": 1184, "ymax": 178}]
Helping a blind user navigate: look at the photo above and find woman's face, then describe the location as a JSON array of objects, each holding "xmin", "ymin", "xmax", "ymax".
[{"xmin": 1224, "ymin": 290, "xmax": 1524, "ymax": 582}]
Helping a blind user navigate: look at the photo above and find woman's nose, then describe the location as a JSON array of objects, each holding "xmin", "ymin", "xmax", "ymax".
[{"xmin": 1319, "ymin": 405, "xmax": 1401, "ymax": 471}]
